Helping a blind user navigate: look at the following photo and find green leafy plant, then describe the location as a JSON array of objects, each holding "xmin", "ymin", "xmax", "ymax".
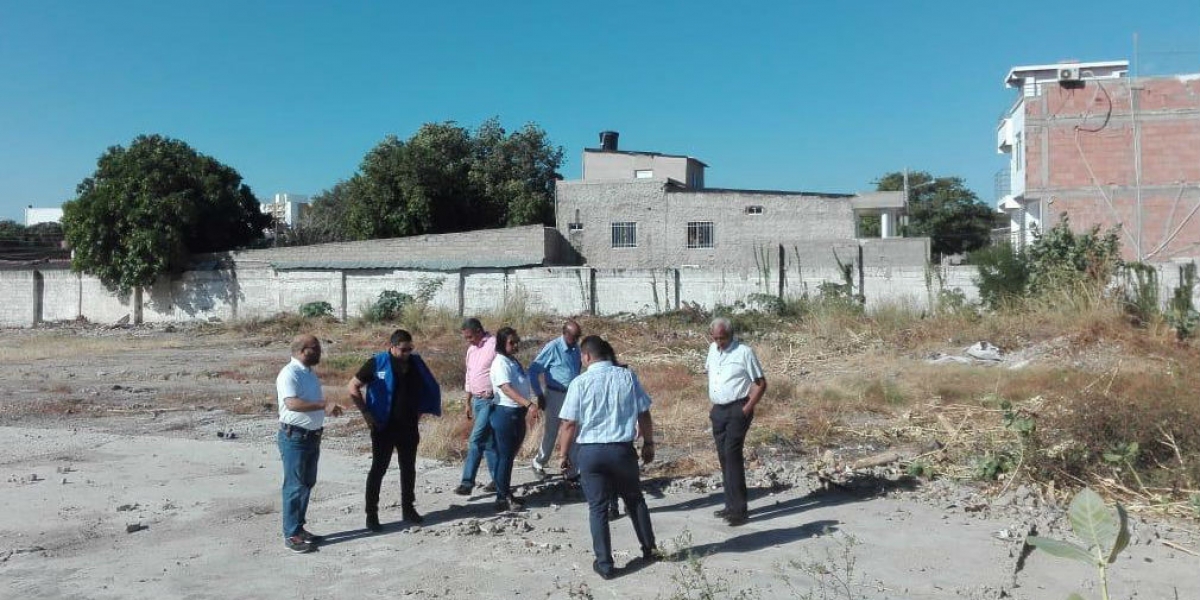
[
  {"xmin": 1121, "ymin": 262, "xmax": 1159, "ymax": 325},
  {"xmin": 905, "ymin": 460, "xmax": 935, "ymax": 479},
  {"xmin": 364, "ymin": 290, "xmax": 412, "ymax": 322},
  {"xmin": 1167, "ymin": 262, "xmax": 1199, "ymax": 340},
  {"xmin": 972, "ymin": 452, "xmax": 1016, "ymax": 481},
  {"xmin": 1025, "ymin": 488, "xmax": 1131, "ymax": 600},
  {"xmin": 298, "ymin": 301, "xmax": 333, "ymax": 319}
]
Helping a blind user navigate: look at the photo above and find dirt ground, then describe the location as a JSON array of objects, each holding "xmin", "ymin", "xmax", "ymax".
[{"xmin": 1, "ymin": 325, "xmax": 1197, "ymax": 600}]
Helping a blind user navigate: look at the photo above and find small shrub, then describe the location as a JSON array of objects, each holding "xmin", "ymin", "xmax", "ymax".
[
  {"xmin": 1167, "ymin": 262, "xmax": 1199, "ymax": 340},
  {"xmin": 298, "ymin": 301, "xmax": 333, "ymax": 319},
  {"xmin": 1121, "ymin": 262, "xmax": 1159, "ymax": 325},
  {"xmin": 971, "ymin": 243, "xmax": 1029, "ymax": 309},
  {"xmin": 362, "ymin": 290, "xmax": 412, "ymax": 323}
]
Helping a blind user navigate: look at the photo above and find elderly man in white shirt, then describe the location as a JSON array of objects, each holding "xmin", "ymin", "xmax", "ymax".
[
  {"xmin": 276, "ymin": 334, "xmax": 342, "ymax": 553},
  {"xmin": 557, "ymin": 335, "xmax": 657, "ymax": 580},
  {"xmin": 705, "ymin": 317, "xmax": 767, "ymax": 526}
]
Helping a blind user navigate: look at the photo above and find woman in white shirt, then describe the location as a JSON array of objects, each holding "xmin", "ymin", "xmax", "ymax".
[{"xmin": 488, "ymin": 327, "xmax": 540, "ymax": 511}]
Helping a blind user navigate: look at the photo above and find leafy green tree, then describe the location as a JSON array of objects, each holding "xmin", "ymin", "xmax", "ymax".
[
  {"xmin": 337, "ymin": 118, "xmax": 563, "ymax": 241},
  {"xmin": 61, "ymin": 135, "xmax": 271, "ymax": 293},
  {"xmin": 0, "ymin": 220, "xmax": 67, "ymax": 260},
  {"xmin": 875, "ymin": 171, "xmax": 997, "ymax": 258}
]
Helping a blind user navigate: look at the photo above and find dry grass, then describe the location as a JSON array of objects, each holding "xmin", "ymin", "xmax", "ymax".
[
  {"xmin": 38, "ymin": 288, "xmax": 1194, "ymax": 513},
  {"xmin": 0, "ymin": 334, "xmax": 188, "ymax": 362}
]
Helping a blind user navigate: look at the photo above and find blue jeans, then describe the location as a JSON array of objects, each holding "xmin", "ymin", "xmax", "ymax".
[
  {"xmin": 460, "ymin": 396, "xmax": 498, "ymax": 486},
  {"xmin": 278, "ymin": 427, "xmax": 321, "ymax": 539},
  {"xmin": 489, "ymin": 404, "xmax": 527, "ymax": 500},
  {"xmin": 576, "ymin": 443, "xmax": 656, "ymax": 571}
]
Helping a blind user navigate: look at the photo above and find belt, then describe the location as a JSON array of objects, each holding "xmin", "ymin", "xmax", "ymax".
[
  {"xmin": 280, "ymin": 423, "xmax": 323, "ymax": 439},
  {"xmin": 714, "ymin": 397, "xmax": 749, "ymax": 406}
]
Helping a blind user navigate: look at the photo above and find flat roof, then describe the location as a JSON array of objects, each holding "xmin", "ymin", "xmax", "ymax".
[
  {"xmin": 583, "ymin": 148, "xmax": 709, "ymax": 167},
  {"xmin": 1005, "ymin": 60, "xmax": 1128, "ymax": 86}
]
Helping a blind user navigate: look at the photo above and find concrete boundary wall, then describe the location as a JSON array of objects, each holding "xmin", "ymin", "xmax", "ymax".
[{"xmin": 2, "ymin": 261, "xmax": 1194, "ymax": 327}]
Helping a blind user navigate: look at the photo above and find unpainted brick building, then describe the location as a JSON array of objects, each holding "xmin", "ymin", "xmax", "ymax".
[{"xmin": 997, "ymin": 61, "xmax": 1200, "ymax": 261}]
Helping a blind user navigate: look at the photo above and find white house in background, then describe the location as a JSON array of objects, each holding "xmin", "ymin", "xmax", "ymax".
[
  {"xmin": 24, "ymin": 206, "xmax": 63, "ymax": 226},
  {"xmin": 994, "ymin": 60, "xmax": 1128, "ymax": 248},
  {"xmin": 260, "ymin": 193, "xmax": 310, "ymax": 227}
]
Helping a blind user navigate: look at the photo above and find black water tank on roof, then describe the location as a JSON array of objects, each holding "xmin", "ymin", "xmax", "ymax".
[{"xmin": 599, "ymin": 131, "xmax": 619, "ymax": 152}]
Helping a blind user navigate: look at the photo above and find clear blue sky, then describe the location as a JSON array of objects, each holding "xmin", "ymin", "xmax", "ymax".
[{"xmin": 1, "ymin": 1, "xmax": 1197, "ymax": 222}]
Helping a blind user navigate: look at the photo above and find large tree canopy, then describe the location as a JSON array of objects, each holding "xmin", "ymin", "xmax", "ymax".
[
  {"xmin": 61, "ymin": 134, "xmax": 271, "ymax": 292},
  {"xmin": 875, "ymin": 171, "xmax": 998, "ymax": 258},
  {"xmin": 323, "ymin": 118, "xmax": 563, "ymax": 241}
]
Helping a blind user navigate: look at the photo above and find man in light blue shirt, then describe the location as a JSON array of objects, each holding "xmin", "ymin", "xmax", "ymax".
[
  {"xmin": 557, "ymin": 335, "xmax": 657, "ymax": 580},
  {"xmin": 528, "ymin": 319, "xmax": 582, "ymax": 479}
]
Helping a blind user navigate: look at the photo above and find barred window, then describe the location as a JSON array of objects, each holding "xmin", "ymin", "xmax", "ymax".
[
  {"xmin": 686, "ymin": 221, "xmax": 714, "ymax": 249},
  {"xmin": 611, "ymin": 222, "xmax": 637, "ymax": 248}
]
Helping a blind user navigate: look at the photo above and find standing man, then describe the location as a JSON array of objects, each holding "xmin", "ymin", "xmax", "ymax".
[
  {"xmin": 347, "ymin": 329, "xmax": 441, "ymax": 532},
  {"xmin": 454, "ymin": 318, "xmax": 499, "ymax": 496},
  {"xmin": 277, "ymin": 334, "xmax": 343, "ymax": 553},
  {"xmin": 558, "ymin": 335, "xmax": 657, "ymax": 580},
  {"xmin": 528, "ymin": 319, "xmax": 583, "ymax": 479},
  {"xmin": 705, "ymin": 317, "xmax": 767, "ymax": 527}
]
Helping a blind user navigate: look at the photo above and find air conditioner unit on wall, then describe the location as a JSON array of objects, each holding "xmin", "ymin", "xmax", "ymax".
[{"xmin": 1057, "ymin": 67, "xmax": 1082, "ymax": 82}]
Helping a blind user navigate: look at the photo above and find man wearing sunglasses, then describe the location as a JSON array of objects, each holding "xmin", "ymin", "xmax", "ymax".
[{"xmin": 348, "ymin": 329, "xmax": 442, "ymax": 532}]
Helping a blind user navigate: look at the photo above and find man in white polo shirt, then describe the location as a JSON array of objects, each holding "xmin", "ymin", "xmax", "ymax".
[
  {"xmin": 705, "ymin": 317, "xmax": 767, "ymax": 526},
  {"xmin": 277, "ymin": 334, "xmax": 343, "ymax": 553}
]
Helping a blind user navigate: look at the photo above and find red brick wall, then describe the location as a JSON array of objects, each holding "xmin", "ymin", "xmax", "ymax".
[{"xmin": 1023, "ymin": 76, "xmax": 1200, "ymax": 260}]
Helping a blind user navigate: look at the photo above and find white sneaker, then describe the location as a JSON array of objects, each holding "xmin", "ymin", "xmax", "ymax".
[{"xmin": 531, "ymin": 461, "xmax": 547, "ymax": 479}]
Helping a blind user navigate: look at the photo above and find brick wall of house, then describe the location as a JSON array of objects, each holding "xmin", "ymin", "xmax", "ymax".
[{"xmin": 1023, "ymin": 75, "xmax": 1200, "ymax": 260}]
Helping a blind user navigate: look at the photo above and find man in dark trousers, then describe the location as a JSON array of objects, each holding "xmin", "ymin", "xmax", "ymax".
[
  {"xmin": 558, "ymin": 335, "xmax": 657, "ymax": 580},
  {"xmin": 347, "ymin": 329, "xmax": 441, "ymax": 532},
  {"xmin": 705, "ymin": 317, "xmax": 767, "ymax": 526}
]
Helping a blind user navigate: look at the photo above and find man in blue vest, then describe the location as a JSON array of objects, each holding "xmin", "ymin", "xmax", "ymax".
[{"xmin": 348, "ymin": 329, "xmax": 442, "ymax": 532}]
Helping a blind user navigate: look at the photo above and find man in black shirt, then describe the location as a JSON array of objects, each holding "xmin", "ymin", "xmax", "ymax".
[{"xmin": 347, "ymin": 329, "xmax": 441, "ymax": 532}]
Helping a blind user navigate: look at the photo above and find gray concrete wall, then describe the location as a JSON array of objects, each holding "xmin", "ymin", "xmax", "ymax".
[
  {"xmin": 226, "ymin": 225, "xmax": 560, "ymax": 269},
  {"xmin": 41, "ymin": 270, "xmax": 81, "ymax": 322},
  {"xmin": 582, "ymin": 151, "xmax": 692, "ymax": 183},
  {"xmin": 0, "ymin": 270, "xmax": 35, "ymax": 326},
  {"xmin": 555, "ymin": 180, "xmax": 871, "ymax": 269}
]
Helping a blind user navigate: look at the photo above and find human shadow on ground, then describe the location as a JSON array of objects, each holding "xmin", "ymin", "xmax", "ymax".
[
  {"xmin": 650, "ymin": 472, "xmax": 919, "ymax": 524},
  {"xmin": 318, "ymin": 501, "xmax": 499, "ymax": 547},
  {"xmin": 667, "ymin": 519, "xmax": 840, "ymax": 560}
]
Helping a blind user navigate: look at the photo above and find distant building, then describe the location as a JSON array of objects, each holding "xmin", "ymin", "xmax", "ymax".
[
  {"xmin": 556, "ymin": 132, "xmax": 914, "ymax": 269},
  {"xmin": 260, "ymin": 193, "xmax": 310, "ymax": 228},
  {"xmin": 24, "ymin": 206, "xmax": 63, "ymax": 226},
  {"xmin": 995, "ymin": 60, "xmax": 1200, "ymax": 261}
]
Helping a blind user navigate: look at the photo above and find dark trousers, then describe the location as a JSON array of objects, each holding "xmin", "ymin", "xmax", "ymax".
[
  {"xmin": 711, "ymin": 399, "xmax": 753, "ymax": 517},
  {"xmin": 365, "ymin": 419, "xmax": 420, "ymax": 514},
  {"xmin": 576, "ymin": 443, "xmax": 656, "ymax": 571}
]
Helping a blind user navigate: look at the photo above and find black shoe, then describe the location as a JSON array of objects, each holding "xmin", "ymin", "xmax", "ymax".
[
  {"xmin": 712, "ymin": 508, "xmax": 729, "ymax": 519},
  {"xmin": 593, "ymin": 559, "xmax": 615, "ymax": 580},
  {"xmin": 642, "ymin": 546, "xmax": 660, "ymax": 562},
  {"xmin": 494, "ymin": 499, "xmax": 510, "ymax": 513},
  {"xmin": 402, "ymin": 506, "xmax": 424, "ymax": 524},
  {"xmin": 607, "ymin": 503, "xmax": 621, "ymax": 521},
  {"xmin": 483, "ymin": 481, "xmax": 497, "ymax": 493},
  {"xmin": 285, "ymin": 535, "xmax": 314, "ymax": 553},
  {"xmin": 724, "ymin": 513, "xmax": 749, "ymax": 526},
  {"xmin": 453, "ymin": 483, "xmax": 473, "ymax": 496},
  {"xmin": 366, "ymin": 513, "xmax": 382, "ymax": 532},
  {"xmin": 508, "ymin": 496, "xmax": 526, "ymax": 510},
  {"xmin": 298, "ymin": 528, "xmax": 324, "ymax": 544}
]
